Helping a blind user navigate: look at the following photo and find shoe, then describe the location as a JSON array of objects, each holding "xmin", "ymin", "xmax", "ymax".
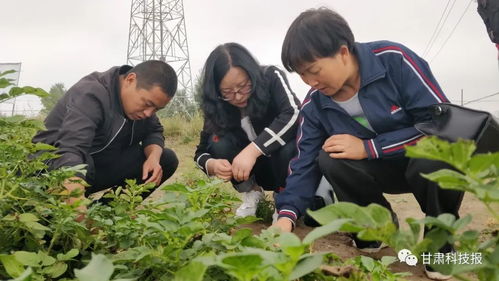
[
  {"xmin": 351, "ymin": 238, "xmax": 387, "ymax": 253},
  {"xmin": 424, "ymin": 265, "xmax": 452, "ymax": 280},
  {"xmin": 235, "ymin": 189, "xmax": 263, "ymax": 217}
]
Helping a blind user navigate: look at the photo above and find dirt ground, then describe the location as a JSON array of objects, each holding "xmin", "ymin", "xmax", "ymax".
[{"xmin": 158, "ymin": 138, "xmax": 497, "ymax": 281}]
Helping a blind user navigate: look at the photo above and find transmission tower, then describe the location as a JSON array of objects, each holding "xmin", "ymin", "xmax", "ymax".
[{"xmin": 127, "ymin": 0, "xmax": 193, "ymax": 115}]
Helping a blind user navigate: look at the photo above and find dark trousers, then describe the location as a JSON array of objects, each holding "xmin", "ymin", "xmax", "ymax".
[
  {"xmin": 207, "ymin": 132, "xmax": 296, "ymax": 192},
  {"xmin": 85, "ymin": 145, "xmax": 178, "ymax": 199},
  {"xmin": 317, "ymin": 150, "xmax": 464, "ymax": 220}
]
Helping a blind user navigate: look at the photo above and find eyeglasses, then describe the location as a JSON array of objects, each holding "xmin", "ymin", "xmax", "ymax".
[{"xmin": 219, "ymin": 80, "xmax": 252, "ymax": 101}]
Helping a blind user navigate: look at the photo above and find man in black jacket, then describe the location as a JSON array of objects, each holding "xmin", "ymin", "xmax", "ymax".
[{"xmin": 33, "ymin": 60, "xmax": 179, "ymax": 204}]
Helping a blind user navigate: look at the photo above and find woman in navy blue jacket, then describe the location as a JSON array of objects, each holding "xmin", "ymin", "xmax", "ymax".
[{"xmin": 272, "ymin": 8, "xmax": 462, "ymax": 280}]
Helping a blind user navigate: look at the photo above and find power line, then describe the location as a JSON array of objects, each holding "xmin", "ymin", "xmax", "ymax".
[
  {"xmin": 423, "ymin": 0, "xmax": 456, "ymax": 57},
  {"xmin": 463, "ymin": 91, "xmax": 499, "ymax": 105},
  {"xmin": 430, "ymin": 0, "xmax": 474, "ymax": 63}
]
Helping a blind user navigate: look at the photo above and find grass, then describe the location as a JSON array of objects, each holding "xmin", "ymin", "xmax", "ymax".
[{"xmin": 160, "ymin": 111, "xmax": 204, "ymax": 143}]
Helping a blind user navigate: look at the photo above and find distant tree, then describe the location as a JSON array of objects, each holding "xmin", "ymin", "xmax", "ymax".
[
  {"xmin": 157, "ymin": 74, "xmax": 204, "ymax": 119},
  {"xmin": 41, "ymin": 83, "xmax": 66, "ymax": 114}
]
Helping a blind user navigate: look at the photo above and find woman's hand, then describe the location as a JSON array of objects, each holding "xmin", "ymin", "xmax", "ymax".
[
  {"xmin": 271, "ymin": 218, "xmax": 293, "ymax": 232},
  {"xmin": 232, "ymin": 143, "xmax": 262, "ymax": 182},
  {"xmin": 207, "ymin": 159, "xmax": 233, "ymax": 181},
  {"xmin": 322, "ymin": 134, "xmax": 368, "ymax": 160}
]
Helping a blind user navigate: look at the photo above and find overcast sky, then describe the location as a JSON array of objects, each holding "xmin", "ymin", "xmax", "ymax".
[{"xmin": 1, "ymin": 0, "xmax": 498, "ymax": 115}]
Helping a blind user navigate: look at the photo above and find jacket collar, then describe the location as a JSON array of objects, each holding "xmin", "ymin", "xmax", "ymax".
[
  {"xmin": 318, "ymin": 42, "xmax": 387, "ymax": 110},
  {"xmin": 354, "ymin": 42, "xmax": 386, "ymax": 88},
  {"xmin": 97, "ymin": 65, "xmax": 132, "ymax": 117}
]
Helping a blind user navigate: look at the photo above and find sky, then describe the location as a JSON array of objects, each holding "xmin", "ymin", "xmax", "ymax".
[{"xmin": 1, "ymin": 0, "xmax": 498, "ymax": 116}]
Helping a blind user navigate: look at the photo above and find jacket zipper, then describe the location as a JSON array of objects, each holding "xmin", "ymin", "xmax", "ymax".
[
  {"xmin": 129, "ymin": 120, "xmax": 135, "ymax": 146},
  {"xmin": 90, "ymin": 118, "xmax": 127, "ymax": 155}
]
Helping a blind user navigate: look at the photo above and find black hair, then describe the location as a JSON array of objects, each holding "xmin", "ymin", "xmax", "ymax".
[
  {"xmin": 281, "ymin": 7, "xmax": 355, "ymax": 72},
  {"xmin": 130, "ymin": 60, "xmax": 178, "ymax": 97},
  {"xmin": 201, "ymin": 43, "xmax": 269, "ymax": 131}
]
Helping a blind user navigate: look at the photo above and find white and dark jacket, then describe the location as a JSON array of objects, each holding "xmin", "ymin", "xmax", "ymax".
[
  {"xmin": 32, "ymin": 65, "xmax": 165, "ymax": 179},
  {"xmin": 194, "ymin": 65, "xmax": 300, "ymax": 175}
]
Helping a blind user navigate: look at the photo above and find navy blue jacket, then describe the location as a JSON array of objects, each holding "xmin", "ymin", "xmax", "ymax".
[{"xmin": 276, "ymin": 41, "xmax": 449, "ymax": 223}]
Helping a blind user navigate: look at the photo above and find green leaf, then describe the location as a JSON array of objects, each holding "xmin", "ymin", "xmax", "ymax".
[
  {"xmin": 0, "ymin": 69, "xmax": 17, "ymax": 77},
  {"xmin": 9, "ymin": 86, "xmax": 48, "ymax": 99},
  {"xmin": 174, "ymin": 261, "xmax": 207, "ymax": 281},
  {"xmin": 468, "ymin": 153, "xmax": 499, "ymax": 174},
  {"xmin": 367, "ymin": 204, "xmax": 393, "ymax": 224},
  {"xmin": 308, "ymin": 202, "xmax": 394, "ymax": 232},
  {"xmin": 57, "ymin": 249, "xmax": 79, "ymax": 261},
  {"xmin": 289, "ymin": 253, "xmax": 325, "ymax": 280},
  {"xmin": 423, "ymin": 214, "xmax": 456, "ymax": 231},
  {"xmin": 18, "ymin": 213, "xmax": 39, "ymax": 223},
  {"xmin": 241, "ymin": 248, "xmax": 280, "ymax": 265},
  {"xmin": 74, "ymin": 254, "xmax": 114, "ymax": 281},
  {"xmin": 277, "ymin": 232, "xmax": 302, "ymax": 248},
  {"xmin": 0, "ymin": 77, "xmax": 14, "ymax": 89},
  {"xmin": 422, "ymin": 169, "xmax": 468, "ymax": 189},
  {"xmin": 0, "ymin": 254, "xmax": 25, "ymax": 278},
  {"xmin": 303, "ymin": 218, "xmax": 351, "ymax": 244},
  {"xmin": 231, "ymin": 228, "xmax": 253, "ymax": 243},
  {"xmin": 33, "ymin": 142, "xmax": 56, "ymax": 151},
  {"xmin": 221, "ymin": 254, "xmax": 263, "ymax": 269},
  {"xmin": 360, "ymin": 255, "xmax": 375, "ymax": 271},
  {"xmin": 41, "ymin": 261, "xmax": 68, "ymax": 278},
  {"xmin": 37, "ymin": 251, "xmax": 56, "ymax": 266},
  {"xmin": 13, "ymin": 251, "xmax": 41, "ymax": 267},
  {"xmin": 380, "ymin": 256, "xmax": 397, "ymax": 266},
  {"xmin": 220, "ymin": 254, "xmax": 264, "ymax": 281},
  {"xmin": 162, "ymin": 183, "xmax": 189, "ymax": 193},
  {"xmin": 452, "ymin": 214, "xmax": 472, "ymax": 231},
  {"xmin": 406, "ymin": 137, "xmax": 476, "ymax": 171},
  {"xmin": 23, "ymin": 221, "xmax": 50, "ymax": 231},
  {"xmin": 11, "ymin": 268, "xmax": 33, "ymax": 281}
]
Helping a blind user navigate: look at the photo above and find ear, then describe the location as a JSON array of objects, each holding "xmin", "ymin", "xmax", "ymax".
[
  {"xmin": 339, "ymin": 45, "xmax": 351, "ymax": 64},
  {"xmin": 124, "ymin": 72, "xmax": 137, "ymax": 85}
]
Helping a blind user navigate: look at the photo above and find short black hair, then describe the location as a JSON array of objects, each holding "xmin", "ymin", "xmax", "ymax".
[
  {"xmin": 281, "ymin": 7, "xmax": 355, "ymax": 72},
  {"xmin": 130, "ymin": 60, "xmax": 178, "ymax": 97}
]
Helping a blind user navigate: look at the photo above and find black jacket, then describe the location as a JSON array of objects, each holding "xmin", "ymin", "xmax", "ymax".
[
  {"xmin": 194, "ymin": 65, "xmax": 300, "ymax": 174},
  {"xmin": 32, "ymin": 65, "xmax": 165, "ymax": 178}
]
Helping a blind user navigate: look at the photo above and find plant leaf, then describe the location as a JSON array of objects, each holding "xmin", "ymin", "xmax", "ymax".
[
  {"xmin": 303, "ymin": 218, "xmax": 351, "ymax": 245},
  {"xmin": 174, "ymin": 261, "xmax": 207, "ymax": 281},
  {"xmin": 74, "ymin": 254, "xmax": 114, "ymax": 281},
  {"xmin": 289, "ymin": 253, "xmax": 325, "ymax": 280}
]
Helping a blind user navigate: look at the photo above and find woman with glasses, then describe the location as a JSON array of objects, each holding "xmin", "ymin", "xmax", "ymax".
[{"xmin": 194, "ymin": 42, "xmax": 300, "ymax": 217}]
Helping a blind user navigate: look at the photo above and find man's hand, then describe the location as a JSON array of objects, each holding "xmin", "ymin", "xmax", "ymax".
[
  {"xmin": 207, "ymin": 159, "xmax": 233, "ymax": 181},
  {"xmin": 63, "ymin": 177, "xmax": 87, "ymax": 222},
  {"xmin": 143, "ymin": 144, "xmax": 163, "ymax": 186},
  {"xmin": 271, "ymin": 218, "xmax": 293, "ymax": 232},
  {"xmin": 232, "ymin": 143, "xmax": 262, "ymax": 182},
  {"xmin": 322, "ymin": 134, "xmax": 368, "ymax": 160},
  {"xmin": 142, "ymin": 157, "xmax": 163, "ymax": 186}
]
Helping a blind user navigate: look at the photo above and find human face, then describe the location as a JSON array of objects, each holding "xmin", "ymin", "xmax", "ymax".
[
  {"xmin": 219, "ymin": 66, "xmax": 252, "ymax": 108},
  {"xmin": 120, "ymin": 73, "xmax": 172, "ymax": 120},
  {"xmin": 296, "ymin": 45, "xmax": 354, "ymax": 99}
]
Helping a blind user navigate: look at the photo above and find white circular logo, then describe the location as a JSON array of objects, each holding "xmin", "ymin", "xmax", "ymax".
[
  {"xmin": 398, "ymin": 249, "xmax": 412, "ymax": 262},
  {"xmin": 405, "ymin": 254, "xmax": 418, "ymax": 266}
]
